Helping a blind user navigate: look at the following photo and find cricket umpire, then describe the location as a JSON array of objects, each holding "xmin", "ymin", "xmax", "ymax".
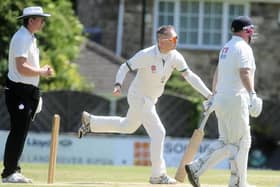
[
  {"xmin": 78, "ymin": 25, "xmax": 212, "ymax": 184},
  {"xmin": 1, "ymin": 6, "xmax": 53, "ymax": 183},
  {"xmin": 185, "ymin": 16, "xmax": 262, "ymax": 187}
]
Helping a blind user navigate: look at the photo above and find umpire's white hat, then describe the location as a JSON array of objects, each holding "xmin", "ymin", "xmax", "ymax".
[{"xmin": 17, "ymin": 6, "xmax": 51, "ymax": 19}]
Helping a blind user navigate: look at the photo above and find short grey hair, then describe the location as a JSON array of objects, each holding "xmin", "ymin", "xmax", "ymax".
[{"xmin": 156, "ymin": 25, "xmax": 175, "ymax": 40}]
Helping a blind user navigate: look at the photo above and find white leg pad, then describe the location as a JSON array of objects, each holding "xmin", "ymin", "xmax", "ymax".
[
  {"xmin": 191, "ymin": 140, "xmax": 238, "ymax": 177},
  {"xmin": 229, "ymin": 159, "xmax": 239, "ymax": 187},
  {"xmin": 229, "ymin": 136, "xmax": 251, "ymax": 187}
]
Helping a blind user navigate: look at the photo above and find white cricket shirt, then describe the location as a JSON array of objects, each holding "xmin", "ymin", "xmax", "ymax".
[
  {"xmin": 8, "ymin": 26, "xmax": 40, "ymax": 86},
  {"xmin": 216, "ymin": 36, "xmax": 256, "ymax": 95},
  {"xmin": 127, "ymin": 45, "xmax": 188, "ymax": 100}
]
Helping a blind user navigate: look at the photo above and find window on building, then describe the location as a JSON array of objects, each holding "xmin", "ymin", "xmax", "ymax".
[
  {"xmin": 154, "ymin": 0, "xmax": 249, "ymax": 49},
  {"xmin": 158, "ymin": 1, "xmax": 175, "ymax": 25},
  {"xmin": 228, "ymin": 4, "xmax": 245, "ymax": 39}
]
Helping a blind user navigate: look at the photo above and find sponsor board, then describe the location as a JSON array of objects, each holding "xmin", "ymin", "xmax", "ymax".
[{"xmin": 0, "ymin": 131, "xmax": 228, "ymax": 168}]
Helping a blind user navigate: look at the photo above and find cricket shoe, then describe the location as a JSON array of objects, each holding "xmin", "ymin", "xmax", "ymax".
[
  {"xmin": 2, "ymin": 172, "xmax": 32, "ymax": 183},
  {"xmin": 229, "ymin": 184, "xmax": 256, "ymax": 187},
  {"xmin": 185, "ymin": 164, "xmax": 200, "ymax": 187},
  {"xmin": 78, "ymin": 111, "xmax": 91, "ymax": 138},
  {"xmin": 149, "ymin": 174, "xmax": 176, "ymax": 184}
]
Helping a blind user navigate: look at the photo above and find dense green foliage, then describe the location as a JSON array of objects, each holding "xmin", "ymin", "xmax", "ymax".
[
  {"xmin": 163, "ymin": 72, "xmax": 208, "ymax": 131},
  {"xmin": 166, "ymin": 71, "xmax": 205, "ymax": 102},
  {"xmin": 165, "ymin": 71, "xmax": 206, "ymax": 114},
  {"xmin": 0, "ymin": 0, "xmax": 92, "ymax": 91}
]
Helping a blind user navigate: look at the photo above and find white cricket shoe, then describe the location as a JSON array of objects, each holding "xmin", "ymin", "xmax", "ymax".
[
  {"xmin": 78, "ymin": 111, "xmax": 91, "ymax": 138},
  {"xmin": 2, "ymin": 172, "xmax": 32, "ymax": 183},
  {"xmin": 149, "ymin": 174, "xmax": 176, "ymax": 184},
  {"xmin": 229, "ymin": 184, "xmax": 257, "ymax": 187}
]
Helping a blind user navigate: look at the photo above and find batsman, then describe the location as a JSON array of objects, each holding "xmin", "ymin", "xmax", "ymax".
[
  {"xmin": 78, "ymin": 25, "xmax": 212, "ymax": 184},
  {"xmin": 185, "ymin": 16, "xmax": 262, "ymax": 187}
]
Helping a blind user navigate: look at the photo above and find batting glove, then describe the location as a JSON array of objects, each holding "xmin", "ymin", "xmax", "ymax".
[
  {"xmin": 249, "ymin": 92, "xmax": 263, "ymax": 117},
  {"xmin": 202, "ymin": 95, "xmax": 215, "ymax": 113}
]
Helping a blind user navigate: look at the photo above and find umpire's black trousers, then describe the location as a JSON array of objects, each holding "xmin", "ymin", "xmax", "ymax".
[{"xmin": 1, "ymin": 78, "xmax": 40, "ymax": 178}]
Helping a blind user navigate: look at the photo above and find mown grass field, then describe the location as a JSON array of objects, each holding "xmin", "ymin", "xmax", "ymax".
[{"xmin": 0, "ymin": 163, "xmax": 279, "ymax": 187}]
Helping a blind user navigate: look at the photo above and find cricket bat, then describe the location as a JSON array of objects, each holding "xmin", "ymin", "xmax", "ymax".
[{"xmin": 175, "ymin": 109, "xmax": 212, "ymax": 182}]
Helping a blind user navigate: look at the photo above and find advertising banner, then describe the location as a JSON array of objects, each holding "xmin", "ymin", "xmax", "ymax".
[{"xmin": 0, "ymin": 131, "xmax": 228, "ymax": 169}]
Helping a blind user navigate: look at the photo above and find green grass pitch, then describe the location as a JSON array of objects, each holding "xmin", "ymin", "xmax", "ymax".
[{"xmin": 0, "ymin": 163, "xmax": 279, "ymax": 186}]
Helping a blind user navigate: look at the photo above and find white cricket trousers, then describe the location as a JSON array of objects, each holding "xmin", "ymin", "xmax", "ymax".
[
  {"xmin": 191, "ymin": 93, "xmax": 251, "ymax": 187},
  {"xmin": 88, "ymin": 90, "xmax": 166, "ymax": 177}
]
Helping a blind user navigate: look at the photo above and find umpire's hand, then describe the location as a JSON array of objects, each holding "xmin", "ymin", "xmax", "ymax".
[{"xmin": 113, "ymin": 84, "xmax": 121, "ymax": 96}]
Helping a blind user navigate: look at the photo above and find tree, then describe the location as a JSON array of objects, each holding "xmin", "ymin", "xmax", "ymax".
[
  {"xmin": 0, "ymin": 0, "xmax": 92, "ymax": 91},
  {"xmin": 165, "ymin": 71, "xmax": 205, "ymax": 103}
]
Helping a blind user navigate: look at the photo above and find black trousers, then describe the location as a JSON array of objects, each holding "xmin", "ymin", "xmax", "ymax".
[{"xmin": 1, "ymin": 78, "xmax": 40, "ymax": 178}]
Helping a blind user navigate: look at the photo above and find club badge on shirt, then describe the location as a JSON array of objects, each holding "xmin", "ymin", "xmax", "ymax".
[
  {"xmin": 151, "ymin": 65, "xmax": 156, "ymax": 73},
  {"xmin": 220, "ymin": 47, "xmax": 229, "ymax": 59}
]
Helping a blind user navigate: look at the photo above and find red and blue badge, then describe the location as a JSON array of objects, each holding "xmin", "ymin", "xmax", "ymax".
[
  {"xmin": 151, "ymin": 65, "xmax": 156, "ymax": 73},
  {"xmin": 220, "ymin": 47, "xmax": 229, "ymax": 59}
]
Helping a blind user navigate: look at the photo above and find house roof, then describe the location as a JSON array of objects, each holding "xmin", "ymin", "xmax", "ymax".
[{"xmin": 74, "ymin": 40, "xmax": 134, "ymax": 95}]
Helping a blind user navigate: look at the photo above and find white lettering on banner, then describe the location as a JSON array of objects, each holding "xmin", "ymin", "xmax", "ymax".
[
  {"xmin": 27, "ymin": 138, "xmax": 51, "ymax": 147},
  {"xmin": 26, "ymin": 137, "xmax": 72, "ymax": 148},
  {"xmin": 20, "ymin": 155, "xmax": 113, "ymax": 165},
  {"xmin": 164, "ymin": 142, "xmax": 186, "ymax": 154},
  {"xmin": 0, "ymin": 131, "xmax": 229, "ymax": 169},
  {"xmin": 163, "ymin": 137, "xmax": 229, "ymax": 169}
]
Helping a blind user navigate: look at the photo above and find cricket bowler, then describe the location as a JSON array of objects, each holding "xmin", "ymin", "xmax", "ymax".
[{"xmin": 78, "ymin": 25, "xmax": 212, "ymax": 184}]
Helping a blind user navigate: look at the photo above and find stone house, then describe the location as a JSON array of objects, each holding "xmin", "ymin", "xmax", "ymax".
[{"xmin": 75, "ymin": 0, "xmax": 280, "ymax": 99}]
